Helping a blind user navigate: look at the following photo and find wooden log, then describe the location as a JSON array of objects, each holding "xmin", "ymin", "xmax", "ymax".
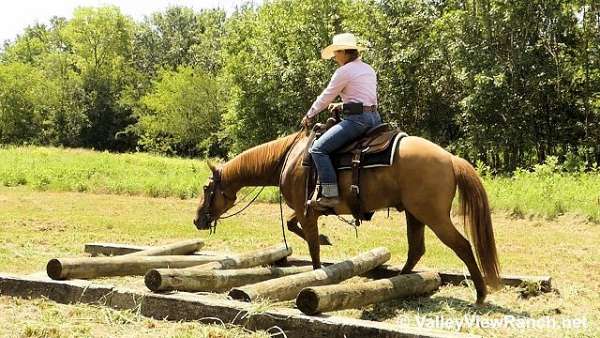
[
  {"xmin": 84, "ymin": 242, "xmax": 227, "ymax": 258},
  {"xmin": 83, "ymin": 243, "xmax": 554, "ymax": 292},
  {"xmin": 229, "ymin": 247, "xmax": 391, "ymax": 302},
  {"xmin": 146, "ymin": 266, "xmax": 314, "ymax": 292},
  {"xmin": 296, "ymin": 271, "xmax": 442, "ymax": 315},
  {"xmin": 145, "ymin": 244, "xmax": 293, "ymax": 291},
  {"xmin": 281, "ymin": 256, "xmax": 554, "ymax": 293},
  {"xmin": 85, "ymin": 242, "xmax": 149, "ymax": 256},
  {"xmin": 47, "ymin": 255, "xmax": 229, "ymax": 280},
  {"xmin": 203, "ymin": 243, "xmax": 293, "ymax": 270},
  {"xmin": 125, "ymin": 239, "xmax": 204, "ymax": 256}
]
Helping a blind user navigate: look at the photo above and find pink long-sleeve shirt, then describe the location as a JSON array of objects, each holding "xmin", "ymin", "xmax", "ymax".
[{"xmin": 306, "ymin": 58, "xmax": 377, "ymax": 118}]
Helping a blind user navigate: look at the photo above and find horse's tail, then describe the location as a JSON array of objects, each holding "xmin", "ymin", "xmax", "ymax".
[{"xmin": 452, "ymin": 156, "xmax": 500, "ymax": 289}]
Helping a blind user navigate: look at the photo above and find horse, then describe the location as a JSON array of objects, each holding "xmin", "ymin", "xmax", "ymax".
[{"xmin": 193, "ymin": 128, "xmax": 500, "ymax": 304}]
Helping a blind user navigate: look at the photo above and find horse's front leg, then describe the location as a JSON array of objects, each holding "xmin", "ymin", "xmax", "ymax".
[
  {"xmin": 297, "ymin": 211, "xmax": 322, "ymax": 269},
  {"xmin": 287, "ymin": 212, "xmax": 333, "ymax": 246}
]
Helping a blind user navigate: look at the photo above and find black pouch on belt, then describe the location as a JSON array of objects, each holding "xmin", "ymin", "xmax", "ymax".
[{"xmin": 342, "ymin": 102, "xmax": 363, "ymax": 115}]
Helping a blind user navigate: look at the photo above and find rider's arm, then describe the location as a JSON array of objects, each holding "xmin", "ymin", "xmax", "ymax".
[{"xmin": 306, "ymin": 67, "xmax": 350, "ymax": 118}]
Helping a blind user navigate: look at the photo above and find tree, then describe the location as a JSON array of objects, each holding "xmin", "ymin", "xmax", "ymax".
[
  {"xmin": 134, "ymin": 66, "xmax": 224, "ymax": 156},
  {"xmin": 63, "ymin": 6, "xmax": 136, "ymax": 150}
]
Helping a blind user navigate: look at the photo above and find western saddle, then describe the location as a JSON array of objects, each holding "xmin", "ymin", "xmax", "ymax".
[{"xmin": 302, "ymin": 119, "xmax": 406, "ymax": 224}]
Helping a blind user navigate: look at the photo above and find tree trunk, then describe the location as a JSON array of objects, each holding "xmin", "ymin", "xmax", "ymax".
[
  {"xmin": 296, "ymin": 271, "xmax": 441, "ymax": 315},
  {"xmin": 228, "ymin": 247, "xmax": 391, "ymax": 302},
  {"xmin": 47, "ymin": 255, "xmax": 228, "ymax": 280},
  {"xmin": 144, "ymin": 244, "xmax": 293, "ymax": 291},
  {"xmin": 145, "ymin": 266, "xmax": 313, "ymax": 292}
]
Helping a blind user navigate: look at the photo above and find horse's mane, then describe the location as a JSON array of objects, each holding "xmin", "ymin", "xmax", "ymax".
[{"xmin": 221, "ymin": 132, "xmax": 303, "ymax": 186}]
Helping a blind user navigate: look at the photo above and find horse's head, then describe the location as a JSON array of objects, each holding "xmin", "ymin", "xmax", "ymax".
[{"xmin": 193, "ymin": 162, "xmax": 237, "ymax": 231}]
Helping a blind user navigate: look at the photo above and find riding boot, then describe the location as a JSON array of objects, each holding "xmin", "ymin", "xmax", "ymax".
[
  {"xmin": 312, "ymin": 196, "xmax": 340, "ymax": 210},
  {"xmin": 308, "ymin": 183, "xmax": 339, "ymax": 210}
]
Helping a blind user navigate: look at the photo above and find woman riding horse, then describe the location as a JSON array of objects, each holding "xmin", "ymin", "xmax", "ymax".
[
  {"xmin": 302, "ymin": 33, "xmax": 382, "ymax": 210},
  {"xmin": 193, "ymin": 33, "xmax": 501, "ymax": 305}
]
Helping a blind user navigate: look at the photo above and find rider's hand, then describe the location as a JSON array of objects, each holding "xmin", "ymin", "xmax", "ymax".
[
  {"xmin": 301, "ymin": 115, "xmax": 313, "ymax": 128},
  {"xmin": 328, "ymin": 102, "xmax": 343, "ymax": 112}
]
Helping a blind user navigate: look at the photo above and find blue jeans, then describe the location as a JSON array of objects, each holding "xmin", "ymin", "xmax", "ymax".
[{"xmin": 309, "ymin": 111, "xmax": 382, "ymax": 197}]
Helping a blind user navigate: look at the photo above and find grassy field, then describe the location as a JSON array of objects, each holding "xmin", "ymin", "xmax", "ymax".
[
  {"xmin": 1, "ymin": 146, "xmax": 599, "ymax": 221},
  {"xmin": 0, "ymin": 186, "xmax": 598, "ymax": 337}
]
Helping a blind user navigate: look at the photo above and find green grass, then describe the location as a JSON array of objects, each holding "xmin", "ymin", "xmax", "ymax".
[
  {"xmin": 484, "ymin": 167, "xmax": 600, "ymax": 223},
  {"xmin": 0, "ymin": 186, "xmax": 598, "ymax": 337},
  {"xmin": 0, "ymin": 146, "xmax": 208, "ymax": 199},
  {"xmin": 1, "ymin": 146, "xmax": 599, "ymax": 220},
  {"xmin": 0, "ymin": 146, "xmax": 282, "ymax": 202}
]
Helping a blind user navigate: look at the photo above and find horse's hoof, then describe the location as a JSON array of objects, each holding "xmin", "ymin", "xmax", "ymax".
[{"xmin": 319, "ymin": 234, "xmax": 333, "ymax": 246}]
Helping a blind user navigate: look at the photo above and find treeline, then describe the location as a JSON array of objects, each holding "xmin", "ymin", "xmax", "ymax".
[{"xmin": 0, "ymin": 0, "xmax": 598, "ymax": 172}]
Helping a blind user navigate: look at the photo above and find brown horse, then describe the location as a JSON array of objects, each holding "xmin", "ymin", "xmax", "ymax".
[{"xmin": 193, "ymin": 129, "xmax": 500, "ymax": 304}]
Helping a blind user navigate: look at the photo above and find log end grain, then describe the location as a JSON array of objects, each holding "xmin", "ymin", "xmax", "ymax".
[
  {"xmin": 144, "ymin": 269, "xmax": 165, "ymax": 292},
  {"xmin": 228, "ymin": 288, "xmax": 251, "ymax": 302},
  {"xmin": 46, "ymin": 259, "xmax": 63, "ymax": 280},
  {"xmin": 296, "ymin": 288, "xmax": 320, "ymax": 315}
]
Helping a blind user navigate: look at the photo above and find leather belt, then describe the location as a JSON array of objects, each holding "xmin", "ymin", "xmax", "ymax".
[{"xmin": 363, "ymin": 105, "xmax": 377, "ymax": 113}]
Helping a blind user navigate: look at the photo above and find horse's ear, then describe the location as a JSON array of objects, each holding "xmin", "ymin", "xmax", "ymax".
[{"xmin": 207, "ymin": 161, "xmax": 217, "ymax": 175}]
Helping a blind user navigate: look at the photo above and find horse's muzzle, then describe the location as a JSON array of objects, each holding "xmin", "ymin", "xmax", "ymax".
[{"xmin": 193, "ymin": 215, "xmax": 210, "ymax": 230}]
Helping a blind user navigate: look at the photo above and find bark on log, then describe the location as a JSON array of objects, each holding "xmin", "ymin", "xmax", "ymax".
[
  {"xmin": 296, "ymin": 271, "xmax": 442, "ymax": 315},
  {"xmin": 125, "ymin": 239, "xmax": 204, "ymax": 256},
  {"xmin": 47, "ymin": 255, "xmax": 228, "ymax": 280},
  {"xmin": 145, "ymin": 266, "xmax": 313, "ymax": 292},
  {"xmin": 145, "ymin": 244, "xmax": 293, "ymax": 291},
  {"xmin": 229, "ymin": 247, "xmax": 391, "ymax": 302}
]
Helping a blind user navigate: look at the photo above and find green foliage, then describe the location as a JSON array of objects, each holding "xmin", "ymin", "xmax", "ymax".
[
  {"xmin": 220, "ymin": 0, "xmax": 343, "ymax": 152},
  {"xmin": 0, "ymin": 1, "xmax": 598, "ymax": 170},
  {"xmin": 0, "ymin": 63, "xmax": 56, "ymax": 144},
  {"xmin": 132, "ymin": 7, "xmax": 226, "ymax": 75},
  {"xmin": 135, "ymin": 66, "xmax": 225, "ymax": 156},
  {"xmin": 62, "ymin": 6, "xmax": 137, "ymax": 150}
]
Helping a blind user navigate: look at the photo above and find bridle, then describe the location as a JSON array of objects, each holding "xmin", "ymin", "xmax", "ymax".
[
  {"xmin": 198, "ymin": 129, "xmax": 305, "ymax": 237},
  {"xmin": 198, "ymin": 169, "xmax": 237, "ymax": 234}
]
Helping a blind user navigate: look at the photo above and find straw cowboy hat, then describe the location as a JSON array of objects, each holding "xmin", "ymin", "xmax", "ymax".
[{"xmin": 321, "ymin": 33, "xmax": 367, "ymax": 60}]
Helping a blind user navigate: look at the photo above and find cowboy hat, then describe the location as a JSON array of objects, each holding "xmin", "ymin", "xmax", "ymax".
[{"xmin": 321, "ymin": 33, "xmax": 367, "ymax": 60}]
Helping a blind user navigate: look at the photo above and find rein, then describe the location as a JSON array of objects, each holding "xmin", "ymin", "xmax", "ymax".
[
  {"xmin": 219, "ymin": 186, "xmax": 265, "ymax": 219},
  {"xmin": 202, "ymin": 129, "xmax": 305, "ymax": 241}
]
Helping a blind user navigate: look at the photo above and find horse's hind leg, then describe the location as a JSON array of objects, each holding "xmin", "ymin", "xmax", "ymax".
[
  {"xmin": 425, "ymin": 216, "xmax": 487, "ymax": 304},
  {"xmin": 400, "ymin": 211, "xmax": 425, "ymax": 274}
]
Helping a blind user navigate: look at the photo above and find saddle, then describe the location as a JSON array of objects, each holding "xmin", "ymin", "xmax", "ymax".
[{"xmin": 302, "ymin": 121, "xmax": 408, "ymax": 223}]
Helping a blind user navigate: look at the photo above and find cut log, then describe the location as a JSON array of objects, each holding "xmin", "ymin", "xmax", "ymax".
[
  {"xmin": 145, "ymin": 244, "xmax": 293, "ymax": 291},
  {"xmin": 47, "ymin": 255, "xmax": 228, "ymax": 280},
  {"xmin": 125, "ymin": 239, "xmax": 204, "ymax": 256},
  {"xmin": 296, "ymin": 271, "xmax": 441, "ymax": 315},
  {"xmin": 214, "ymin": 243, "xmax": 293, "ymax": 270},
  {"xmin": 145, "ymin": 266, "xmax": 313, "ymax": 292},
  {"xmin": 229, "ymin": 247, "xmax": 391, "ymax": 302},
  {"xmin": 84, "ymin": 243, "xmax": 554, "ymax": 293},
  {"xmin": 85, "ymin": 243, "xmax": 150, "ymax": 256}
]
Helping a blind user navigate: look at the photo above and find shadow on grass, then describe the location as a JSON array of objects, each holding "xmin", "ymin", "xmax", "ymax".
[{"xmin": 359, "ymin": 295, "xmax": 530, "ymax": 322}]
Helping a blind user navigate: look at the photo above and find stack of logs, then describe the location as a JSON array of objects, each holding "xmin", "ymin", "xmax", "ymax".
[{"xmin": 47, "ymin": 239, "xmax": 441, "ymax": 315}]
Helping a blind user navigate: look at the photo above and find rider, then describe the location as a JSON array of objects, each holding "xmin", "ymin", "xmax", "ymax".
[{"xmin": 301, "ymin": 32, "xmax": 381, "ymax": 210}]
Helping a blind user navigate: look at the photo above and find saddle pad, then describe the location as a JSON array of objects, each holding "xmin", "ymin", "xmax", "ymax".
[{"xmin": 332, "ymin": 132, "xmax": 408, "ymax": 170}]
